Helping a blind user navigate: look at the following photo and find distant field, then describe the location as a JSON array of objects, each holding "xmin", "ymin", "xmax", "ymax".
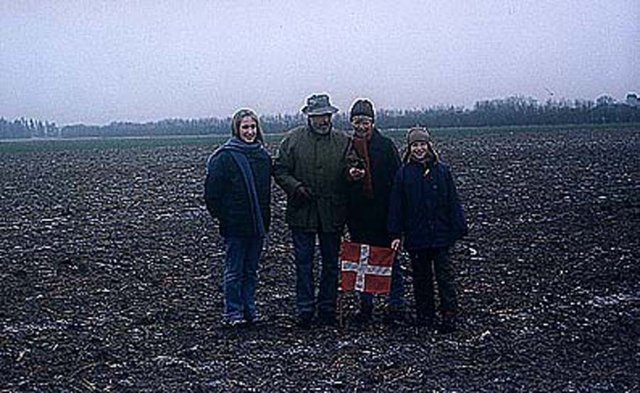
[
  {"xmin": 0, "ymin": 134, "xmax": 231, "ymax": 153},
  {"xmin": 2, "ymin": 123, "xmax": 638, "ymax": 153}
]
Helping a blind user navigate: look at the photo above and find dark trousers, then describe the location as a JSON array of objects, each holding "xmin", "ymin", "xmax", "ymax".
[
  {"xmin": 409, "ymin": 247, "xmax": 457, "ymax": 320},
  {"xmin": 291, "ymin": 230, "xmax": 341, "ymax": 317}
]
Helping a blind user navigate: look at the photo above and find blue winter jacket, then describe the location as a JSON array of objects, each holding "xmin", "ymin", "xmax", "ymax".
[
  {"xmin": 388, "ymin": 160, "xmax": 468, "ymax": 251},
  {"xmin": 204, "ymin": 139, "xmax": 271, "ymax": 238}
]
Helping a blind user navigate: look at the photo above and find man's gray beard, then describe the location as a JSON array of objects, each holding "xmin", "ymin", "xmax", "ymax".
[{"xmin": 310, "ymin": 123, "xmax": 332, "ymax": 135}]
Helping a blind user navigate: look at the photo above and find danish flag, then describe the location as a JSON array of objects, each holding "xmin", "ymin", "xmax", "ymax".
[{"xmin": 340, "ymin": 241, "xmax": 395, "ymax": 294}]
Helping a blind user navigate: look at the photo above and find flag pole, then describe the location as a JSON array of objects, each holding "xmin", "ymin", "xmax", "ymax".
[
  {"xmin": 338, "ymin": 289, "xmax": 344, "ymax": 329},
  {"xmin": 338, "ymin": 237, "xmax": 344, "ymax": 329}
]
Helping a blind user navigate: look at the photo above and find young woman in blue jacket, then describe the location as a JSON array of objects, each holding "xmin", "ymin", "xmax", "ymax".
[
  {"xmin": 388, "ymin": 127, "xmax": 468, "ymax": 332},
  {"xmin": 205, "ymin": 109, "xmax": 271, "ymax": 327}
]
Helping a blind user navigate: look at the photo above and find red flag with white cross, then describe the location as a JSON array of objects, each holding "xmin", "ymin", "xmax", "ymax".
[{"xmin": 340, "ymin": 241, "xmax": 395, "ymax": 294}]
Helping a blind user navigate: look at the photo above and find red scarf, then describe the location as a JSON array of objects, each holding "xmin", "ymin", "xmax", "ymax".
[{"xmin": 353, "ymin": 136, "xmax": 374, "ymax": 199}]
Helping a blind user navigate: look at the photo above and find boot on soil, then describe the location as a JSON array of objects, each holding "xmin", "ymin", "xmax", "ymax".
[
  {"xmin": 297, "ymin": 312, "xmax": 314, "ymax": 330},
  {"xmin": 414, "ymin": 306, "xmax": 436, "ymax": 329},
  {"xmin": 438, "ymin": 310, "xmax": 457, "ymax": 334},
  {"xmin": 318, "ymin": 311, "xmax": 337, "ymax": 327},
  {"xmin": 221, "ymin": 317, "xmax": 246, "ymax": 330},
  {"xmin": 414, "ymin": 309, "xmax": 435, "ymax": 329},
  {"xmin": 244, "ymin": 312, "xmax": 265, "ymax": 327},
  {"xmin": 414, "ymin": 315, "xmax": 434, "ymax": 329},
  {"xmin": 353, "ymin": 303, "xmax": 373, "ymax": 325},
  {"xmin": 384, "ymin": 304, "xmax": 407, "ymax": 326}
]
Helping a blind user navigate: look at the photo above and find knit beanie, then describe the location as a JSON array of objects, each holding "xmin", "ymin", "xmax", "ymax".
[
  {"xmin": 406, "ymin": 126, "xmax": 432, "ymax": 145},
  {"xmin": 403, "ymin": 126, "xmax": 439, "ymax": 163},
  {"xmin": 350, "ymin": 99, "xmax": 375, "ymax": 121}
]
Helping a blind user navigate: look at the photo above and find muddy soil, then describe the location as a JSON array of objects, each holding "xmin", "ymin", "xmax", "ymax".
[{"xmin": 1, "ymin": 128, "xmax": 638, "ymax": 391}]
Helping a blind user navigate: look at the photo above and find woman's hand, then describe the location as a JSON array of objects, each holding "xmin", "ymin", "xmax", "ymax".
[
  {"xmin": 348, "ymin": 167, "xmax": 366, "ymax": 180},
  {"xmin": 391, "ymin": 238, "xmax": 401, "ymax": 251}
]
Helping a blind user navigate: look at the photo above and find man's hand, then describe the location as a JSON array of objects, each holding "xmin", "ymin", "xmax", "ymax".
[
  {"xmin": 294, "ymin": 185, "xmax": 313, "ymax": 201},
  {"xmin": 348, "ymin": 167, "xmax": 366, "ymax": 180},
  {"xmin": 390, "ymin": 239, "xmax": 401, "ymax": 251}
]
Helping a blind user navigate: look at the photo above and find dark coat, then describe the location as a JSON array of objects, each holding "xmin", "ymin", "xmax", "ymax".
[
  {"xmin": 388, "ymin": 160, "xmax": 468, "ymax": 251},
  {"xmin": 205, "ymin": 141, "xmax": 271, "ymax": 237},
  {"xmin": 273, "ymin": 125, "xmax": 351, "ymax": 233},
  {"xmin": 347, "ymin": 129, "xmax": 400, "ymax": 246}
]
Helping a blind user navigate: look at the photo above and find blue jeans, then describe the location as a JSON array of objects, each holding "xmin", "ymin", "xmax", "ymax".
[
  {"xmin": 222, "ymin": 236, "xmax": 263, "ymax": 322},
  {"xmin": 291, "ymin": 230, "xmax": 341, "ymax": 317}
]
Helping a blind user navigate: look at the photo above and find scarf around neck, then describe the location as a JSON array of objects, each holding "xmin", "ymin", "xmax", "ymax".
[
  {"xmin": 353, "ymin": 134, "xmax": 374, "ymax": 199},
  {"xmin": 215, "ymin": 138, "xmax": 266, "ymax": 237}
]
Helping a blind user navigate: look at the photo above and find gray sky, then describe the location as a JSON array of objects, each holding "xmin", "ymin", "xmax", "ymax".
[{"xmin": 1, "ymin": 0, "xmax": 638, "ymax": 125}]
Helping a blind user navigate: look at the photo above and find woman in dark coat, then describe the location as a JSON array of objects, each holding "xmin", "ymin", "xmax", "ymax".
[
  {"xmin": 204, "ymin": 108, "xmax": 271, "ymax": 327},
  {"xmin": 388, "ymin": 127, "xmax": 467, "ymax": 332},
  {"xmin": 346, "ymin": 99, "xmax": 405, "ymax": 324}
]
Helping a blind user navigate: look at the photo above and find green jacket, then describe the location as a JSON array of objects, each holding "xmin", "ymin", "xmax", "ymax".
[{"xmin": 273, "ymin": 125, "xmax": 352, "ymax": 232}]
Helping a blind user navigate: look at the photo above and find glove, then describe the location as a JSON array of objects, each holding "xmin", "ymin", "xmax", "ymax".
[
  {"xmin": 390, "ymin": 239, "xmax": 401, "ymax": 251},
  {"xmin": 348, "ymin": 167, "xmax": 366, "ymax": 181},
  {"xmin": 294, "ymin": 185, "xmax": 313, "ymax": 201}
]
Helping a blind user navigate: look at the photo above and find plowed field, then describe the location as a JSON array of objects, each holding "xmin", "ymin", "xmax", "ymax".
[{"xmin": 1, "ymin": 127, "xmax": 638, "ymax": 391}]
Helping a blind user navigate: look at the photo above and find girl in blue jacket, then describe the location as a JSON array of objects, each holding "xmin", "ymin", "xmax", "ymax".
[
  {"xmin": 388, "ymin": 127, "xmax": 467, "ymax": 332},
  {"xmin": 205, "ymin": 109, "xmax": 271, "ymax": 327}
]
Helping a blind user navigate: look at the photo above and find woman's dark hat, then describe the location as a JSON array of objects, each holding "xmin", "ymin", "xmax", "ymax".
[{"xmin": 350, "ymin": 99, "xmax": 375, "ymax": 121}]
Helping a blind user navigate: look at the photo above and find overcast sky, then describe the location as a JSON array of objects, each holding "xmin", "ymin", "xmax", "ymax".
[{"xmin": 1, "ymin": 0, "xmax": 638, "ymax": 125}]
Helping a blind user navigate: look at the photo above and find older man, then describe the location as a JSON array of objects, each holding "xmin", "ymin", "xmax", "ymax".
[{"xmin": 274, "ymin": 93, "xmax": 352, "ymax": 328}]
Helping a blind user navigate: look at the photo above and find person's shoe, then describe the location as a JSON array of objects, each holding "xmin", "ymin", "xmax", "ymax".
[
  {"xmin": 438, "ymin": 311, "xmax": 457, "ymax": 334},
  {"xmin": 318, "ymin": 312, "xmax": 337, "ymax": 327},
  {"xmin": 221, "ymin": 318, "xmax": 246, "ymax": 329},
  {"xmin": 414, "ymin": 310, "xmax": 435, "ymax": 328},
  {"xmin": 414, "ymin": 316, "xmax": 434, "ymax": 329},
  {"xmin": 439, "ymin": 320, "xmax": 456, "ymax": 333},
  {"xmin": 245, "ymin": 312, "xmax": 265, "ymax": 326},
  {"xmin": 353, "ymin": 304, "xmax": 373, "ymax": 325},
  {"xmin": 384, "ymin": 305, "xmax": 406, "ymax": 326},
  {"xmin": 297, "ymin": 312, "xmax": 314, "ymax": 329}
]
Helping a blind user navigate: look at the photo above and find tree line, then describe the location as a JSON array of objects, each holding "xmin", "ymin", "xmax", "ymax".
[{"xmin": 2, "ymin": 94, "xmax": 639, "ymax": 140}]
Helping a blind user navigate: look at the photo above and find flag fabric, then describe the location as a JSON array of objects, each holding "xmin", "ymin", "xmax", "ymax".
[{"xmin": 340, "ymin": 241, "xmax": 395, "ymax": 294}]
